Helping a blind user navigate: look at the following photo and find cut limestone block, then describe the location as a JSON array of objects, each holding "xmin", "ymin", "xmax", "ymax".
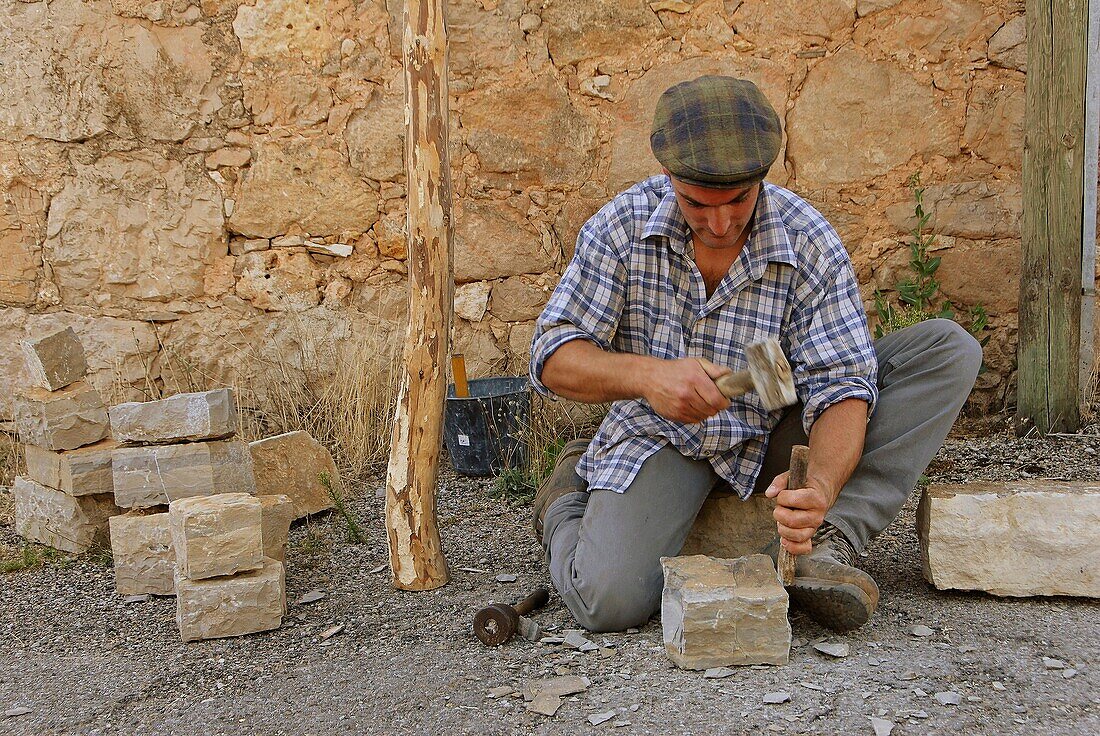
[
  {"xmin": 918, "ymin": 481, "xmax": 1100, "ymax": 597},
  {"xmin": 112, "ymin": 440, "xmax": 255, "ymax": 509},
  {"xmin": 23, "ymin": 439, "xmax": 119, "ymax": 497},
  {"xmin": 682, "ymin": 490, "xmax": 777, "ymax": 559},
  {"xmin": 259, "ymin": 494, "xmax": 295, "ymax": 562},
  {"xmin": 13, "ymin": 381, "xmax": 110, "ymax": 451},
  {"xmin": 21, "ymin": 326, "xmax": 88, "ymax": 391},
  {"xmin": 660, "ymin": 554, "xmax": 790, "ymax": 669},
  {"xmin": 175, "ymin": 557, "xmax": 286, "ymax": 642},
  {"xmin": 109, "ymin": 388, "xmax": 237, "ymax": 445},
  {"xmin": 249, "ymin": 431, "xmax": 336, "ymax": 518},
  {"xmin": 109, "ymin": 510, "xmax": 175, "ymax": 596},
  {"xmin": 13, "ymin": 476, "xmax": 119, "ymax": 553},
  {"xmin": 170, "ymin": 493, "xmax": 263, "ymax": 581}
]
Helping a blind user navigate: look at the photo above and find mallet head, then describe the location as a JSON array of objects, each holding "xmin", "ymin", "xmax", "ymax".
[
  {"xmin": 745, "ymin": 338, "xmax": 797, "ymax": 411},
  {"xmin": 474, "ymin": 602, "xmax": 520, "ymax": 645}
]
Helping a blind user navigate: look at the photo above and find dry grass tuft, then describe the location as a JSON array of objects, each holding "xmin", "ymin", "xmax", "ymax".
[
  {"xmin": 490, "ymin": 393, "xmax": 608, "ymax": 505},
  {"xmin": 155, "ymin": 325, "xmax": 401, "ymax": 484},
  {"xmin": 1, "ymin": 428, "xmax": 22, "ymax": 490}
]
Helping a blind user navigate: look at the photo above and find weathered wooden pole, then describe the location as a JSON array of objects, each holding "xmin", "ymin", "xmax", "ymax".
[
  {"xmin": 1081, "ymin": 0, "xmax": 1099, "ymax": 398},
  {"xmin": 385, "ymin": 0, "xmax": 452, "ymax": 590},
  {"xmin": 1018, "ymin": 0, "xmax": 1090, "ymax": 433}
]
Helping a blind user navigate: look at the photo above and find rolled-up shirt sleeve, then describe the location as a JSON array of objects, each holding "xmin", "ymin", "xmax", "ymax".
[
  {"xmin": 785, "ymin": 235, "xmax": 878, "ymax": 434},
  {"xmin": 529, "ymin": 216, "xmax": 628, "ymax": 399}
]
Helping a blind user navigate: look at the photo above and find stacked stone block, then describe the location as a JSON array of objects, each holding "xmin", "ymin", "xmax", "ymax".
[
  {"xmin": 106, "ymin": 388, "xmax": 254, "ymax": 596},
  {"xmin": 170, "ymin": 493, "xmax": 286, "ymax": 642},
  {"xmin": 13, "ymin": 327, "xmax": 120, "ymax": 553}
]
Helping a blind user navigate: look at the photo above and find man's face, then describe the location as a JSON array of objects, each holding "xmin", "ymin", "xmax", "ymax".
[{"xmin": 665, "ymin": 171, "xmax": 761, "ymax": 251}]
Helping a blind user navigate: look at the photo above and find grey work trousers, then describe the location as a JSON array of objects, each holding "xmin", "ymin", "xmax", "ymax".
[{"xmin": 542, "ymin": 319, "xmax": 983, "ymax": 632}]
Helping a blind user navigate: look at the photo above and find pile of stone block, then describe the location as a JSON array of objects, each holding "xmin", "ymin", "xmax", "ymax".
[
  {"xmin": 106, "ymin": 387, "xmax": 248, "ymax": 596},
  {"xmin": 12, "ymin": 327, "xmax": 121, "ymax": 553},
  {"xmin": 105, "ymin": 387, "xmax": 295, "ymax": 641},
  {"xmin": 171, "ymin": 493, "xmax": 287, "ymax": 642}
]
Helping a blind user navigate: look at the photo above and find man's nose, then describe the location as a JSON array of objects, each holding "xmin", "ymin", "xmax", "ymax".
[{"xmin": 706, "ymin": 208, "xmax": 732, "ymax": 236}]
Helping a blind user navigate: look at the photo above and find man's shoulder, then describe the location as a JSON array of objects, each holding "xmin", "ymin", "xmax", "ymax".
[
  {"xmin": 762, "ymin": 183, "xmax": 833, "ymax": 237},
  {"xmin": 580, "ymin": 175, "xmax": 671, "ymax": 246}
]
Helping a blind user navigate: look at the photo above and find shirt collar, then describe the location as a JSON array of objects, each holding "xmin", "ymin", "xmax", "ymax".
[
  {"xmin": 744, "ymin": 185, "xmax": 798, "ymax": 279},
  {"xmin": 642, "ymin": 181, "xmax": 798, "ymax": 272},
  {"xmin": 641, "ymin": 186, "xmax": 691, "ymax": 254}
]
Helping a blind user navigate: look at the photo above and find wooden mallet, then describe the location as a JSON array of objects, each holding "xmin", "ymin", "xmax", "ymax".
[{"xmin": 713, "ymin": 338, "xmax": 797, "ymax": 411}]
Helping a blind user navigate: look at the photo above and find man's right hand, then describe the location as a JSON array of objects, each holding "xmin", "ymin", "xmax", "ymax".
[{"xmin": 641, "ymin": 357, "xmax": 732, "ymax": 424}]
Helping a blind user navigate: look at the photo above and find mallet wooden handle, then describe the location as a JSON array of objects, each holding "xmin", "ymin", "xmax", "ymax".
[
  {"xmin": 778, "ymin": 445, "xmax": 809, "ymax": 586},
  {"xmin": 514, "ymin": 586, "xmax": 550, "ymax": 617},
  {"xmin": 714, "ymin": 370, "xmax": 754, "ymax": 399}
]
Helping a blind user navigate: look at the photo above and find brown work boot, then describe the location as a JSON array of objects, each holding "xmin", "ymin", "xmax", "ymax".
[
  {"xmin": 763, "ymin": 522, "xmax": 879, "ymax": 633},
  {"xmin": 532, "ymin": 437, "xmax": 590, "ymax": 544}
]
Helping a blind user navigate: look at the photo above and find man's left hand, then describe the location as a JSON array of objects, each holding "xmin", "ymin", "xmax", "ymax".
[{"xmin": 764, "ymin": 472, "xmax": 836, "ymax": 555}]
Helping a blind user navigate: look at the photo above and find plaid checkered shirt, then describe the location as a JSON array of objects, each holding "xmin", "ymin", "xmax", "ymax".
[{"xmin": 529, "ymin": 175, "xmax": 878, "ymax": 497}]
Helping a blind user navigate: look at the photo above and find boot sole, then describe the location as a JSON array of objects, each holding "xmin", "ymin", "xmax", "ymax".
[{"xmin": 788, "ymin": 577, "xmax": 875, "ymax": 633}]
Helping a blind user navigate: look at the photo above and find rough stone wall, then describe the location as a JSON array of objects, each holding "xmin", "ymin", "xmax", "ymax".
[{"xmin": 0, "ymin": 0, "xmax": 1085, "ymax": 418}]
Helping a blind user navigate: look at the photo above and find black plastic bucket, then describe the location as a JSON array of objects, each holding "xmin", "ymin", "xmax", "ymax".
[{"xmin": 443, "ymin": 376, "xmax": 531, "ymax": 477}]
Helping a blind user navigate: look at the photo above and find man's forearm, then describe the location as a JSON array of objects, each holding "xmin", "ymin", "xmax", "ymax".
[
  {"xmin": 540, "ymin": 339, "xmax": 650, "ymax": 403},
  {"xmin": 806, "ymin": 398, "xmax": 869, "ymax": 507}
]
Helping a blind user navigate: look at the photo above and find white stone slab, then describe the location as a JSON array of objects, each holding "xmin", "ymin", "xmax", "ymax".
[
  {"xmin": 109, "ymin": 388, "xmax": 237, "ymax": 444},
  {"xmin": 170, "ymin": 493, "xmax": 263, "ymax": 581},
  {"xmin": 175, "ymin": 557, "xmax": 285, "ymax": 642},
  {"xmin": 112, "ymin": 439, "xmax": 255, "ymax": 509},
  {"xmin": 109, "ymin": 511, "xmax": 176, "ymax": 596},
  {"xmin": 23, "ymin": 439, "xmax": 119, "ymax": 496},
  {"xmin": 13, "ymin": 476, "xmax": 119, "ymax": 554},
  {"xmin": 918, "ymin": 481, "xmax": 1100, "ymax": 597}
]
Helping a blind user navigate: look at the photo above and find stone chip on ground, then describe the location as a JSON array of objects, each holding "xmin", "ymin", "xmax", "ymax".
[
  {"xmin": 13, "ymin": 476, "xmax": 119, "ymax": 554},
  {"xmin": 813, "ymin": 641, "xmax": 850, "ymax": 658},
  {"xmin": 108, "ymin": 388, "xmax": 237, "ymax": 444},
  {"xmin": 917, "ymin": 481, "xmax": 1100, "ymax": 597},
  {"xmin": 21, "ymin": 326, "xmax": 87, "ymax": 391},
  {"xmin": 170, "ymin": 493, "xmax": 264, "ymax": 581},
  {"xmin": 23, "ymin": 439, "xmax": 119, "ymax": 497},
  {"xmin": 13, "ymin": 381, "xmax": 110, "ymax": 452},
  {"xmin": 109, "ymin": 510, "xmax": 176, "ymax": 596},
  {"xmin": 249, "ymin": 430, "xmax": 338, "ymax": 518},
  {"xmin": 174, "ymin": 557, "xmax": 286, "ymax": 642},
  {"xmin": 660, "ymin": 554, "xmax": 790, "ymax": 669},
  {"xmin": 112, "ymin": 439, "xmax": 255, "ymax": 509}
]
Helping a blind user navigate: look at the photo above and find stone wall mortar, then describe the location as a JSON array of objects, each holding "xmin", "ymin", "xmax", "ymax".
[{"xmin": 0, "ymin": 0, "xmax": 1093, "ymax": 416}]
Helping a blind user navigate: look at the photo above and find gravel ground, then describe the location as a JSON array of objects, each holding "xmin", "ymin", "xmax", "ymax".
[{"xmin": 1, "ymin": 420, "xmax": 1098, "ymax": 736}]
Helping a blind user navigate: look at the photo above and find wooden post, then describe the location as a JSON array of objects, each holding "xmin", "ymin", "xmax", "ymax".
[
  {"xmin": 1082, "ymin": 0, "xmax": 1100, "ymax": 396},
  {"xmin": 1019, "ymin": 0, "xmax": 1090, "ymax": 433},
  {"xmin": 385, "ymin": 0, "xmax": 452, "ymax": 590}
]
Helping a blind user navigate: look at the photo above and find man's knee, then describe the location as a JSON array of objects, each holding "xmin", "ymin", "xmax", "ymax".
[
  {"xmin": 924, "ymin": 318, "xmax": 983, "ymax": 379},
  {"xmin": 896, "ymin": 318, "xmax": 983, "ymax": 380},
  {"xmin": 566, "ymin": 565, "xmax": 661, "ymax": 633}
]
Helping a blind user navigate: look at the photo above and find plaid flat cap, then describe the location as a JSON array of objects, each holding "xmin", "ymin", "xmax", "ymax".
[{"xmin": 650, "ymin": 76, "xmax": 781, "ymax": 188}]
